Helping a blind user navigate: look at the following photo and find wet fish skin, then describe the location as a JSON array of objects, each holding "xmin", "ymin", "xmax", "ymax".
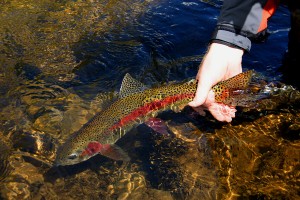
[{"xmin": 54, "ymin": 71, "xmax": 253, "ymax": 166}]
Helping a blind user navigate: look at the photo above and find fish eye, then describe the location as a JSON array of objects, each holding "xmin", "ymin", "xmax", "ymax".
[{"xmin": 67, "ymin": 154, "xmax": 78, "ymax": 160}]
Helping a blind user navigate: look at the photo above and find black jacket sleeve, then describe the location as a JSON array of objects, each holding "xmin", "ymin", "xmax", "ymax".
[{"xmin": 211, "ymin": 0, "xmax": 280, "ymax": 51}]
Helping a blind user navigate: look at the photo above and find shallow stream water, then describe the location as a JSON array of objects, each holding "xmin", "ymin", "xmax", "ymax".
[{"xmin": 0, "ymin": 0, "xmax": 299, "ymax": 199}]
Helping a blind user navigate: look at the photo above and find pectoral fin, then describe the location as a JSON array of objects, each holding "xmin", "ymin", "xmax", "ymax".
[
  {"xmin": 100, "ymin": 144, "xmax": 130, "ymax": 161},
  {"xmin": 144, "ymin": 117, "xmax": 170, "ymax": 135}
]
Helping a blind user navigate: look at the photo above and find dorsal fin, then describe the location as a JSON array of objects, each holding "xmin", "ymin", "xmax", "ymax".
[{"xmin": 119, "ymin": 73, "xmax": 147, "ymax": 98}]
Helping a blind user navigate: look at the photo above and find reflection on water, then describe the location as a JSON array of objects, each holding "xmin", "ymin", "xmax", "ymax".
[
  {"xmin": 0, "ymin": 0, "xmax": 160, "ymax": 80},
  {"xmin": 0, "ymin": 0, "xmax": 298, "ymax": 199}
]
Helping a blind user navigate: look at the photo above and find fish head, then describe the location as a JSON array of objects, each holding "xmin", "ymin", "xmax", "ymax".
[{"xmin": 54, "ymin": 136, "xmax": 97, "ymax": 166}]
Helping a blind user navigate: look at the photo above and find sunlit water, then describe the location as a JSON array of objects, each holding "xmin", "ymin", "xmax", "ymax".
[{"xmin": 0, "ymin": 0, "xmax": 299, "ymax": 199}]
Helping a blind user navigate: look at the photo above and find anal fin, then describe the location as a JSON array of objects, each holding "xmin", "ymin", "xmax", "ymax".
[{"xmin": 144, "ymin": 117, "xmax": 170, "ymax": 135}]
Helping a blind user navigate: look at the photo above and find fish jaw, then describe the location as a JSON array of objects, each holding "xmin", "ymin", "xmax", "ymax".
[
  {"xmin": 54, "ymin": 139, "xmax": 91, "ymax": 166},
  {"xmin": 54, "ymin": 139, "xmax": 130, "ymax": 166}
]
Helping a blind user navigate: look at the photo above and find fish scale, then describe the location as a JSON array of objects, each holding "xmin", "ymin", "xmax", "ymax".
[{"xmin": 55, "ymin": 70, "xmax": 255, "ymax": 166}]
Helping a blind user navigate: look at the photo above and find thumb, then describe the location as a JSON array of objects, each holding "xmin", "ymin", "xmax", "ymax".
[{"xmin": 188, "ymin": 80, "xmax": 212, "ymax": 107}]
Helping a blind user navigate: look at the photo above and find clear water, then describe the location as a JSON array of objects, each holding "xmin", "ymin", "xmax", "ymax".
[{"xmin": 0, "ymin": 0, "xmax": 298, "ymax": 199}]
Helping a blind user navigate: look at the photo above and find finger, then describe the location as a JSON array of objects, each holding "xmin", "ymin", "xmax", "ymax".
[
  {"xmin": 188, "ymin": 80, "xmax": 212, "ymax": 107},
  {"xmin": 208, "ymin": 104, "xmax": 235, "ymax": 122},
  {"xmin": 229, "ymin": 107, "xmax": 236, "ymax": 118},
  {"xmin": 221, "ymin": 105, "xmax": 236, "ymax": 122},
  {"xmin": 207, "ymin": 104, "xmax": 226, "ymax": 121}
]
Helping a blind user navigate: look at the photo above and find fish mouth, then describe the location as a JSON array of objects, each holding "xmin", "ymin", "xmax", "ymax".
[
  {"xmin": 53, "ymin": 155, "xmax": 85, "ymax": 166},
  {"xmin": 53, "ymin": 156, "xmax": 69, "ymax": 167},
  {"xmin": 53, "ymin": 157, "xmax": 74, "ymax": 166},
  {"xmin": 53, "ymin": 159, "xmax": 72, "ymax": 167},
  {"xmin": 53, "ymin": 158, "xmax": 63, "ymax": 167}
]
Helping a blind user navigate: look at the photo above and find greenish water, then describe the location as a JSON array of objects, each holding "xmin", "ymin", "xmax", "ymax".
[{"xmin": 0, "ymin": 0, "xmax": 299, "ymax": 200}]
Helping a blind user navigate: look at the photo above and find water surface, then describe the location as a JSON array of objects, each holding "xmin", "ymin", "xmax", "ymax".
[{"xmin": 0, "ymin": 0, "xmax": 298, "ymax": 199}]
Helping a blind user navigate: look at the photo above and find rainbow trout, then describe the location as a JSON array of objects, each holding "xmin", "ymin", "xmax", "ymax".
[{"xmin": 55, "ymin": 71, "xmax": 253, "ymax": 166}]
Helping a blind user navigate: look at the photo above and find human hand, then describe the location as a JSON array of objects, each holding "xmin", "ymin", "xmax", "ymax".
[{"xmin": 188, "ymin": 42, "xmax": 244, "ymax": 122}]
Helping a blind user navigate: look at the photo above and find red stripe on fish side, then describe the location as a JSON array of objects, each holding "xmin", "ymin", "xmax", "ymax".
[
  {"xmin": 108, "ymin": 93, "xmax": 195, "ymax": 131},
  {"xmin": 80, "ymin": 142, "xmax": 107, "ymax": 157}
]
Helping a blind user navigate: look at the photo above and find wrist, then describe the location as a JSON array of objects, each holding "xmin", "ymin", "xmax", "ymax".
[
  {"xmin": 211, "ymin": 39, "xmax": 245, "ymax": 51},
  {"xmin": 208, "ymin": 42, "xmax": 244, "ymax": 57},
  {"xmin": 211, "ymin": 29, "xmax": 251, "ymax": 51}
]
